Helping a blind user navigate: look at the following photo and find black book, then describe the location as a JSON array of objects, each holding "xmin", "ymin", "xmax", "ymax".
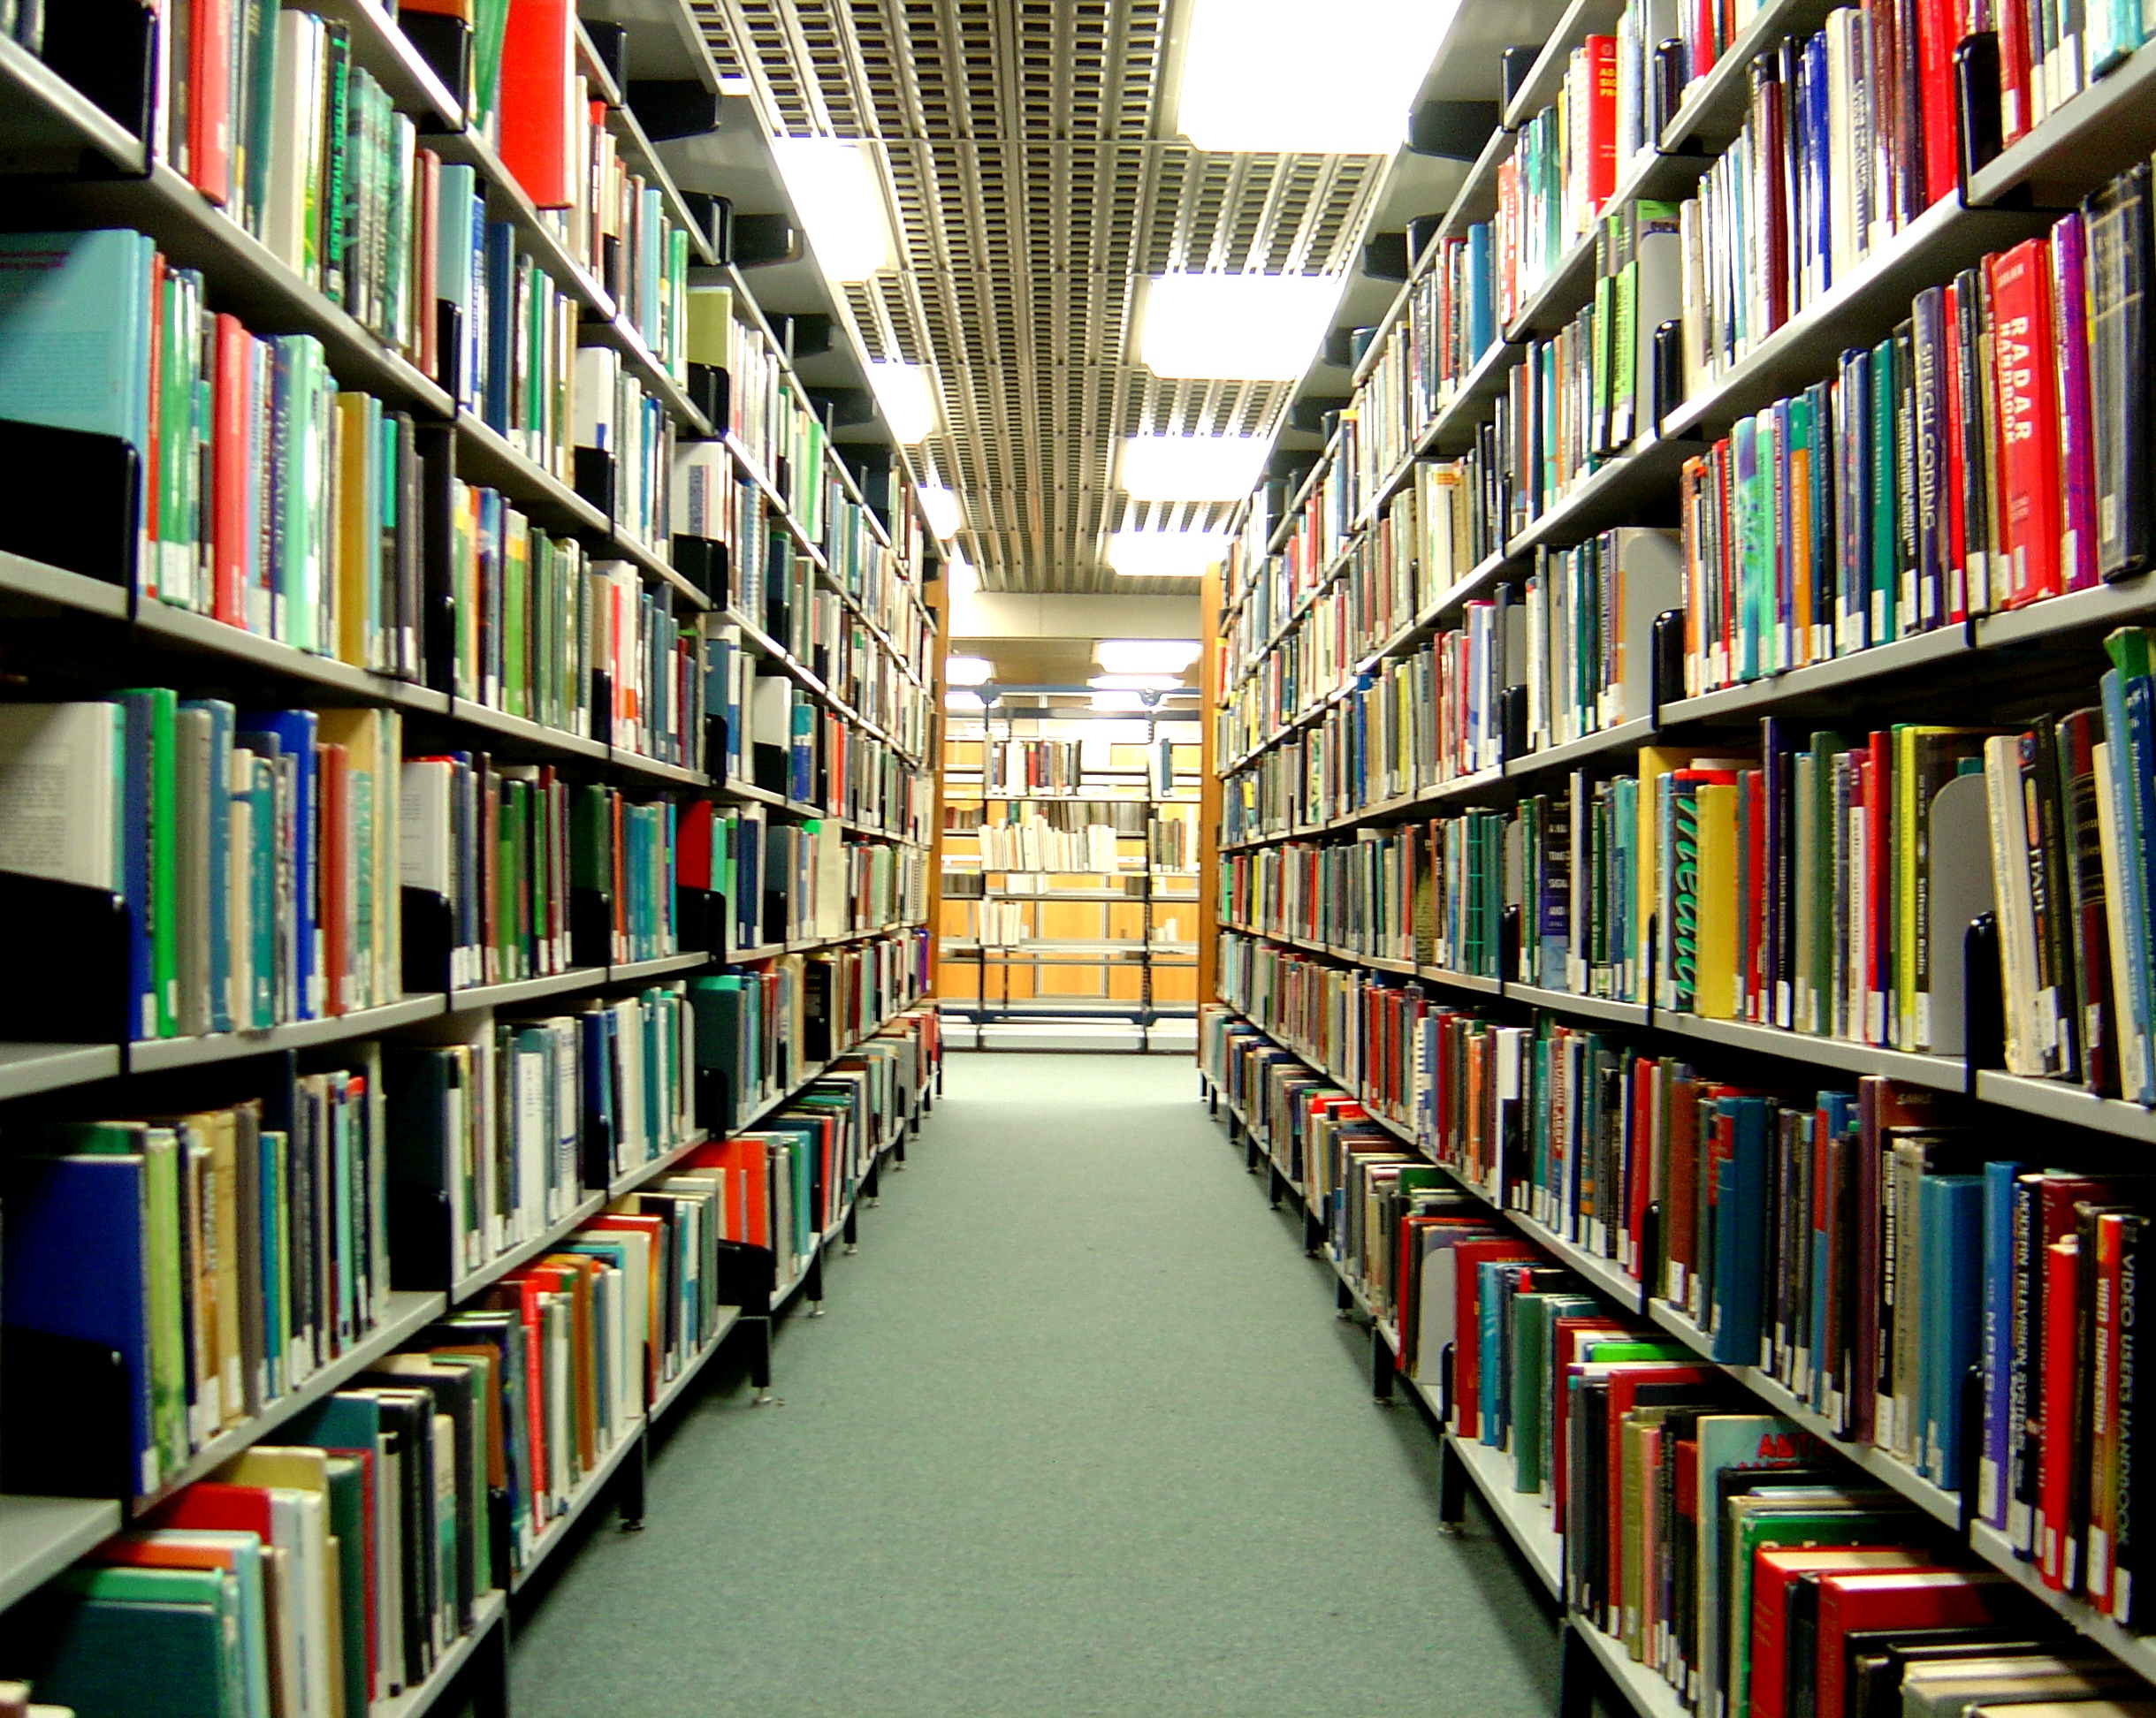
[{"xmin": 2084, "ymin": 159, "xmax": 2155, "ymax": 582}]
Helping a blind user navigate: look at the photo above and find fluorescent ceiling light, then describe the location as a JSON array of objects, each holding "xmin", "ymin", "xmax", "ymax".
[
  {"xmin": 945, "ymin": 551, "xmax": 979, "ymax": 597},
  {"xmin": 1107, "ymin": 529, "xmax": 1228, "ymax": 580},
  {"xmin": 769, "ymin": 136, "xmax": 896, "ymax": 281},
  {"xmin": 1090, "ymin": 674, "xmax": 1183, "ymax": 691},
  {"xmin": 1139, "ymin": 275, "xmax": 1340, "ymax": 379},
  {"xmin": 1089, "ymin": 690, "xmax": 1146, "ymax": 711},
  {"xmin": 1172, "ymin": 0, "xmax": 1459, "ymax": 153},
  {"xmin": 917, "ymin": 483, "xmax": 963, "ymax": 539},
  {"xmin": 944, "ymin": 689, "xmax": 987, "ymax": 711},
  {"xmin": 1096, "ymin": 638, "xmax": 1203, "ymax": 674},
  {"xmin": 1119, "ymin": 436, "xmax": 1266, "ymax": 502},
  {"xmin": 865, "ymin": 362, "xmax": 936, "ymax": 444},
  {"xmin": 945, "ymin": 656, "xmax": 994, "ymax": 687}
]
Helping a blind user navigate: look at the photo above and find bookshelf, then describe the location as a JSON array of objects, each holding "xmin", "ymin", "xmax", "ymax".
[
  {"xmin": 0, "ymin": 4, "xmax": 946, "ymax": 1714},
  {"xmin": 937, "ymin": 698, "xmax": 1202, "ymax": 1052},
  {"xmin": 1208, "ymin": 0, "xmax": 2156, "ymax": 1710}
]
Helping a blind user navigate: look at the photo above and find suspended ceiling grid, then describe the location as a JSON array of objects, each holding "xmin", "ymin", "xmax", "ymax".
[{"xmin": 689, "ymin": 0, "xmax": 1390, "ymax": 594}]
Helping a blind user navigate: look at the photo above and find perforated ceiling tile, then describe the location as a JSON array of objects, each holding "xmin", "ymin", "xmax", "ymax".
[{"xmin": 696, "ymin": 0, "xmax": 1390, "ymax": 593}]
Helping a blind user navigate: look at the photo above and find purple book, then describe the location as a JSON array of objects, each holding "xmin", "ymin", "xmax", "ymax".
[{"xmin": 2053, "ymin": 210, "xmax": 2102, "ymax": 591}]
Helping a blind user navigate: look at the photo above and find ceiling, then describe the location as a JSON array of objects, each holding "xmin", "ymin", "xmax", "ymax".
[{"xmin": 686, "ymin": 0, "xmax": 1460, "ymax": 596}]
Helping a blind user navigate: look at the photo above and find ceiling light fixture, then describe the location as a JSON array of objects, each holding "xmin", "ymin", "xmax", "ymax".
[
  {"xmin": 944, "ymin": 656, "xmax": 994, "ymax": 687},
  {"xmin": 916, "ymin": 483, "xmax": 964, "ymax": 540},
  {"xmin": 944, "ymin": 689, "xmax": 987, "ymax": 712},
  {"xmin": 1138, "ymin": 274, "xmax": 1341, "ymax": 379},
  {"xmin": 1088, "ymin": 690, "xmax": 1146, "ymax": 712},
  {"xmin": 769, "ymin": 136, "xmax": 898, "ymax": 281},
  {"xmin": 1089, "ymin": 674, "xmax": 1183, "ymax": 692},
  {"xmin": 1107, "ymin": 529, "xmax": 1229, "ymax": 580},
  {"xmin": 865, "ymin": 361, "xmax": 936, "ymax": 444},
  {"xmin": 1171, "ymin": 0, "xmax": 1459, "ymax": 154},
  {"xmin": 1095, "ymin": 638, "xmax": 1203, "ymax": 674},
  {"xmin": 1118, "ymin": 436, "xmax": 1267, "ymax": 502}
]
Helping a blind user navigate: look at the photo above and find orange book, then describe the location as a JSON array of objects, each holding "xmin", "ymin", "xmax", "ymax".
[{"xmin": 689, "ymin": 1136, "xmax": 771, "ymax": 1248}]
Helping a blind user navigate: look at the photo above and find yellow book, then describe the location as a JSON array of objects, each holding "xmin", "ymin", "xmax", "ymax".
[
  {"xmin": 685, "ymin": 283, "xmax": 735, "ymax": 369},
  {"xmin": 1695, "ymin": 780, "xmax": 1739, "ymax": 1018}
]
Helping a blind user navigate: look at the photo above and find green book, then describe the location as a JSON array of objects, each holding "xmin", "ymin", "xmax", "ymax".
[
  {"xmin": 41, "ymin": 1564, "xmax": 247, "ymax": 1718},
  {"xmin": 1511, "ymin": 1292, "xmax": 1597, "ymax": 1494},
  {"xmin": 1869, "ymin": 334, "xmax": 1900, "ymax": 647}
]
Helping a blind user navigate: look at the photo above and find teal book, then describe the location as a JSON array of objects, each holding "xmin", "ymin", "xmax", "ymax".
[
  {"xmin": 1869, "ymin": 334, "xmax": 1900, "ymax": 647},
  {"xmin": 0, "ymin": 229, "xmax": 155, "ymax": 455},
  {"xmin": 1921, "ymin": 1173, "xmax": 1985, "ymax": 1487},
  {"xmin": 42, "ymin": 1562, "xmax": 248, "ymax": 1718}
]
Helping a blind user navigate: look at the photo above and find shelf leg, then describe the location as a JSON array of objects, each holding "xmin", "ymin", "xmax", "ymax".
[
  {"xmin": 1557, "ymin": 1623, "xmax": 1597, "ymax": 1718},
  {"xmin": 1303, "ymin": 1208, "xmax": 1325, "ymax": 1258},
  {"xmin": 843, "ymin": 1204, "xmax": 859, "ymax": 1253},
  {"xmin": 748, "ymin": 1315, "xmax": 778, "ymax": 1406},
  {"xmin": 1267, "ymin": 1164, "xmax": 1284, "ymax": 1210},
  {"xmin": 1246, "ymin": 1129, "xmax": 1261, "ymax": 1174},
  {"xmin": 1371, "ymin": 1327, "xmax": 1395, "ymax": 1403},
  {"xmin": 1337, "ymin": 1278, "xmax": 1354, "ymax": 1319},
  {"xmin": 1437, "ymin": 1440, "xmax": 1466, "ymax": 1535},
  {"xmin": 863, "ymin": 1159, "xmax": 881, "ymax": 1207},
  {"xmin": 806, "ymin": 1250, "xmax": 827, "ymax": 1315},
  {"xmin": 618, "ymin": 1427, "xmax": 648, "ymax": 1532},
  {"xmin": 893, "ymin": 1128, "xmax": 908, "ymax": 1167}
]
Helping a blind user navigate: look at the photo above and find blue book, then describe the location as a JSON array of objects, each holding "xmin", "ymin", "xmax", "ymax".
[
  {"xmin": 789, "ymin": 698, "xmax": 815, "ymax": 804},
  {"xmin": 237, "ymin": 710, "xmax": 318, "ymax": 1021},
  {"xmin": 1466, "ymin": 223, "xmax": 1495, "ymax": 361},
  {"xmin": 1802, "ymin": 35, "xmax": 1831, "ymax": 293},
  {"xmin": 1477, "ymin": 1258, "xmax": 1512, "ymax": 1444},
  {"xmin": 118, "ymin": 688, "xmax": 160, "ymax": 1039},
  {"xmin": 1709, "ymin": 1096, "xmax": 1771, "ymax": 1366},
  {"xmin": 1923, "ymin": 1174, "xmax": 1985, "ymax": 1488},
  {"xmin": 0, "ymin": 230, "xmax": 155, "ymax": 458},
  {"xmin": 483, "ymin": 220, "xmax": 515, "ymax": 433},
  {"xmin": 3, "ymin": 1150, "xmax": 159, "ymax": 1496},
  {"xmin": 1979, "ymin": 1159, "xmax": 2028, "ymax": 1524}
]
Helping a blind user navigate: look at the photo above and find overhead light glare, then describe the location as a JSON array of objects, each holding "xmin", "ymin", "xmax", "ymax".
[
  {"xmin": 1107, "ymin": 529, "xmax": 1228, "ymax": 580},
  {"xmin": 1172, "ymin": 0, "xmax": 1459, "ymax": 153},
  {"xmin": 1089, "ymin": 690, "xmax": 1146, "ymax": 711},
  {"xmin": 865, "ymin": 361, "xmax": 936, "ymax": 443},
  {"xmin": 944, "ymin": 689, "xmax": 987, "ymax": 712},
  {"xmin": 944, "ymin": 656, "xmax": 994, "ymax": 687},
  {"xmin": 1095, "ymin": 638, "xmax": 1203, "ymax": 674},
  {"xmin": 944, "ymin": 551, "xmax": 979, "ymax": 597},
  {"xmin": 916, "ymin": 483, "xmax": 963, "ymax": 540},
  {"xmin": 1119, "ymin": 436, "xmax": 1266, "ymax": 502},
  {"xmin": 1089, "ymin": 674, "xmax": 1183, "ymax": 691},
  {"xmin": 1139, "ymin": 275, "xmax": 1340, "ymax": 379},
  {"xmin": 769, "ymin": 136, "xmax": 897, "ymax": 281}
]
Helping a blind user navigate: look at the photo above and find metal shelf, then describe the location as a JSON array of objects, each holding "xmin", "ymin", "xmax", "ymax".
[{"xmin": 0, "ymin": 1496, "xmax": 123, "ymax": 1611}]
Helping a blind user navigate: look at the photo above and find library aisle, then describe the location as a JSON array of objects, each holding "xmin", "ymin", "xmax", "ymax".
[{"xmin": 506, "ymin": 1053, "xmax": 1560, "ymax": 1718}]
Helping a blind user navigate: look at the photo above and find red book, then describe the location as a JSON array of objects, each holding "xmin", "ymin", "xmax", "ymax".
[
  {"xmin": 497, "ymin": 0, "xmax": 577, "ymax": 210},
  {"xmin": 1814, "ymin": 1570, "xmax": 2014, "ymax": 1718},
  {"xmin": 1999, "ymin": 0, "xmax": 2034, "ymax": 145},
  {"xmin": 688, "ymin": 1136, "xmax": 771, "ymax": 1248},
  {"xmin": 1450, "ymin": 1237, "xmax": 1536, "ymax": 1438},
  {"xmin": 2040, "ymin": 1230, "xmax": 2082, "ymax": 1588},
  {"xmin": 1988, "ymin": 239, "xmax": 2065, "ymax": 607},
  {"xmin": 182, "ymin": 0, "xmax": 232, "ymax": 206},
  {"xmin": 2090, "ymin": 1210, "xmax": 2128, "ymax": 1609},
  {"xmin": 144, "ymin": 1479, "xmax": 274, "ymax": 1541},
  {"xmin": 1603, "ymin": 1364, "xmax": 1718, "ymax": 1605},
  {"xmin": 210, "ymin": 314, "xmax": 250, "ymax": 626},
  {"xmin": 1584, "ymin": 36, "xmax": 1619, "ymax": 216},
  {"xmin": 1914, "ymin": 0, "xmax": 1959, "ymax": 208},
  {"xmin": 1750, "ymin": 1547, "xmax": 1933, "ymax": 1718}
]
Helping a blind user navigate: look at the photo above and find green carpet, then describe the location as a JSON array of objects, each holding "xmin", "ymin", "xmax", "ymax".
[{"xmin": 505, "ymin": 1052, "xmax": 1565, "ymax": 1717}]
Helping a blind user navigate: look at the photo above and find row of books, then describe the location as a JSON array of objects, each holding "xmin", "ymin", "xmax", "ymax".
[
  {"xmin": 687, "ymin": 958, "xmax": 932, "ymax": 1136},
  {"xmin": 5, "ymin": 1009, "xmax": 937, "ymax": 1718},
  {"xmin": 1349, "ymin": 226, "xmax": 1498, "ymax": 501},
  {"xmin": 1202, "ymin": 1005, "xmax": 2156, "ymax": 1706},
  {"xmin": 705, "ymin": 809, "xmax": 925, "ymax": 954},
  {"xmin": 1683, "ymin": 166, "xmax": 2155, "ymax": 697},
  {"xmin": 1680, "ymin": 9, "xmax": 1963, "ymax": 404},
  {"xmin": 1220, "ymin": 456, "xmax": 1496, "ymax": 711}
]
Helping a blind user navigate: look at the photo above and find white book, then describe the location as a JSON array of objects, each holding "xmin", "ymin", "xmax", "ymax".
[{"xmin": 0, "ymin": 700, "xmax": 119, "ymax": 888}]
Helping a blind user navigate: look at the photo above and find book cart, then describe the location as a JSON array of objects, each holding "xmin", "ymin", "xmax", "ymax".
[
  {"xmin": 0, "ymin": 6, "xmax": 943, "ymax": 1714},
  {"xmin": 1201, "ymin": 0, "xmax": 2156, "ymax": 1712}
]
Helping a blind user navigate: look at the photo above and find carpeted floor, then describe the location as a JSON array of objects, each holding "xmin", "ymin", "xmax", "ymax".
[{"xmin": 503, "ymin": 1051, "xmax": 1564, "ymax": 1717}]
